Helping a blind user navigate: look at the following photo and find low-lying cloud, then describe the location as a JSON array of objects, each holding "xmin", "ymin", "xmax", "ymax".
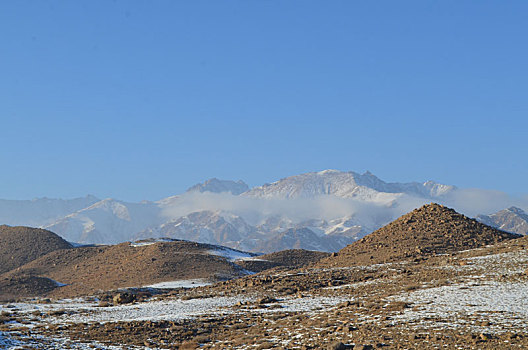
[
  {"xmin": 161, "ymin": 187, "xmax": 528, "ymax": 230},
  {"xmin": 161, "ymin": 192, "xmax": 399, "ymax": 227}
]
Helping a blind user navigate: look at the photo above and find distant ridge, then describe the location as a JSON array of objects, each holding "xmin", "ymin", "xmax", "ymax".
[
  {"xmin": 245, "ymin": 170, "xmax": 455, "ymax": 199},
  {"xmin": 186, "ymin": 178, "xmax": 249, "ymax": 195},
  {"xmin": 0, "ymin": 225, "xmax": 73, "ymax": 274},
  {"xmin": 318, "ymin": 203, "xmax": 520, "ymax": 267}
]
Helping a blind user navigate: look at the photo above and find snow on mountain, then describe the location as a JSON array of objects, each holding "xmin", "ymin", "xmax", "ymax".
[
  {"xmin": 476, "ymin": 207, "xmax": 528, "ymax": 236},
  {"xmin": 134, "ymin": 210, "xmax": 368, "ymax": 253},
  {"xmin": 244, "ymin": 170, "xmax": 454, "ymax": 201},
  {"xmin": 0, "ymin": 195, "xmax": 99, "ymax": 227},
  {"xmin": 135, "ymin": 210, "xmax": 260, "ymax": 250},
  {"xmin": 44, "ymin": 199, "xmax": 163, "ymax": 244},
  {"xmin": 186, "ymin": 178, "xmax": 249, "ymax": 195}
]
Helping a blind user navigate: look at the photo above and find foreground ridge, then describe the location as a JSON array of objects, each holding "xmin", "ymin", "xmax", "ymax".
[{"xmin": 318, "ymin": 203, "xmax": 521, "ymax": 267}]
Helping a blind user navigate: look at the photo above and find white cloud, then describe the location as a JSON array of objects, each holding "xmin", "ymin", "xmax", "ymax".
[{"xmin": 160, "ymin": 188, "xmax": 528, "ymax": 232}]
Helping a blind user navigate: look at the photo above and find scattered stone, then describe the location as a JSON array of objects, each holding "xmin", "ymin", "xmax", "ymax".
[
  {"xmin": 113, "ymin": 293, "xmax": 135, "ymax": 304},
  {"xmin": 258, "ymin": 296, "xmax": 278, "ymax": 304}
]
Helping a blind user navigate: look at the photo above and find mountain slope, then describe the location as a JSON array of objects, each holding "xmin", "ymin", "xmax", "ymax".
[
  {"xmin": 254, "ymin": 227, "xmax": 352, "ymax": 253},
  {"xmin": 135, "ymin": 210, "xmax": 257, "ymax": 249},
  {"xmin": 477, "ymin": 207, "xmax": 528, "ymax": 235},
  {"xmin": 318, "ymin": 203, "xmax": 520, "ymax": 267},
  {"xmin": 0, "ymin": 225, "xmax": 73, "ymax": 274}
]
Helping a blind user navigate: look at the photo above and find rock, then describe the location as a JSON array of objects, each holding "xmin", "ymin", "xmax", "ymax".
[
  {"xmin": 355, "ymin": 345, "xmax": 374, "ymax": 350},
  {"xmin": 113, "ymin": 292, "xmax": 135, "ymax": 304},
  {"xmin": 328, "ymin": 341, "xmax": 347, "ymax": 350},
  {"xmin": 479, "ymin": 333, "xmax": 491, "ymax": 341},
  {"xmin": 257, "ymin": 296, "xmax": 278, "ymax": 304}
]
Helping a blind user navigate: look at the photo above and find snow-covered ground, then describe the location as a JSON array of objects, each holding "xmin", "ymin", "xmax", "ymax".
[
  {"xmin": 1, "ymin": 292, "xmax": 348, "ymax": 327},
  {"xmin": 390, "ymin": 281, "xmax": 528, "ymax": 334},
  {"xmin": 47, "ymin": 296, "xmax": 253, "ymax": 324}
]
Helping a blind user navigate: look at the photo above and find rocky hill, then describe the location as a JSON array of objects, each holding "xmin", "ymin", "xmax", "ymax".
[
  {"xmin": 318, "ymin": 203, "xmax": 520, "ymax": 267},
  {"xmin": 0, "ymin": 226, "xmax": 73, "ymax": 274},
  {"xmin": 0, "ymin": 239, "xmax": 257, "ymax": 300}
]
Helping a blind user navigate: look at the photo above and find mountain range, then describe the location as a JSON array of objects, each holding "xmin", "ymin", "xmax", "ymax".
[{"xmin": 1, "ymin": 170, "xmax": 526, "ymax": 252}]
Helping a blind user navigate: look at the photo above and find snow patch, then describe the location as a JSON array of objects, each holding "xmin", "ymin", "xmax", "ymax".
[
  {"xmin": 208, "ymin": 247, "xmax": 255, "ymax": 261},
  {"xmin": 47, "ymin": 296, "xmax": 252, "ymax": 324},
  {"xmin": 51, "ymin": 279, "xmax": 68, "ymax": 287},
  {"xmin": 144, "ymin": 279, "xmax": 212, "ymax": 289},
  {"xmin": 130, "ymin": 238, "xmax": 175, "ymax": 247}
]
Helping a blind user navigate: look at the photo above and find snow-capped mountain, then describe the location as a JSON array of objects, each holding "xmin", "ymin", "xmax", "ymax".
[
  {"xmin": 477, "ymin": 207, "xmax": 528, "ymax": 236},
  {"xmin": 244, "ymin": 170, "xmax": 455, "ymax": 200},
  {"xmin": 45, "ymin": 198, "xmax": 163, "ymax": 244},
  {"xmin": 134, "ymin": 210, "xmax": 368, "ymax": 253},
  {"xmin": 2, "ymin": 170, "xmax": 520, "ymax": 253},
  {"xmin": 135, "ymin": 210, "xmax": 259, "ymax": 251},
  {"xmin": 186, "ymin": 178, "xmax": 249, "ymax": 195},
  {"xmin": 0, "ymin": 195, "xmax": 99, "ymax": 227}
]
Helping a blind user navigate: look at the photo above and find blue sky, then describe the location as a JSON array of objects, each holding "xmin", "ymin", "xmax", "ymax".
[{"xmin": 1, "ymin": 1, "xmax": 527, "ymax": 201}]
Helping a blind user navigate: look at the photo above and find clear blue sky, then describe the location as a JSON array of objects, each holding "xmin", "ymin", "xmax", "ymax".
[{"xmin": 1, "ymin": 1, "xmax": 527, "ymax": 201}]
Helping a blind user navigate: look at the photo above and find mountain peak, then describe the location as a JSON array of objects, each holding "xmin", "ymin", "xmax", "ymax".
[
  {"xmin": 506, "ymin": 206, "xmax": 527, "ymax": 215},
  {"xmin": 186, "ymin": 178, "xmax": 249, "ymax": 195},
  {"xmin": 245, "ymin": 170, "xmax": 453, "ymax": 200},
  {"xmin": 317, "ymin": 169, "xmax": 342, "ymax": 175}
]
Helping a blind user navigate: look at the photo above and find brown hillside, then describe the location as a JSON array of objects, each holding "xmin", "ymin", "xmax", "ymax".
[
  {"xmin": 0, "ymin": 225, "xmax": 73, "ymax": 274},
  {"xmin": 236, "ymin": 249, "xmax": 330, "ymax": 272},
  {"xmin": 0, "ymin": 240, "xmax": 250, "ymax": 299},
  {"xmin": 318, "ymin": 203, "xmax": 520, "ymax": 267}
]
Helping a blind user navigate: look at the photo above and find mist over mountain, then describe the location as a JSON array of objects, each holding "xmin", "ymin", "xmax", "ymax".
[{"xmin": 1, "ymin": 170, "xmax": 527, "ymax": 252}]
